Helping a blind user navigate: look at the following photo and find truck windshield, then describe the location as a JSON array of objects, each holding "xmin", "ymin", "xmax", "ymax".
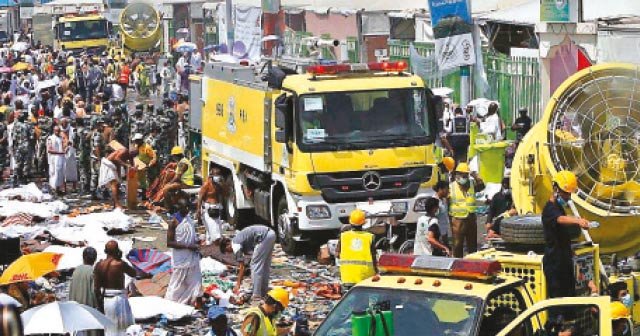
[
  {"xmin": 315, "ymin": 287, "xmax": 481, "ymax": 336},
  {"xmin": 297, "ymin": 88, "xmax": 433, "ymax": 151},
  {"xmin": 57, "ymin": 20, "xmax": 108, "ymax": 41}
]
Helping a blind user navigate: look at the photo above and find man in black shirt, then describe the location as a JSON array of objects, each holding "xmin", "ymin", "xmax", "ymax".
[
  {"xmin": 542, "ymin": 170, "xmax": 590, "ymax": 299},
  {"xmin": 485, "ymin": 178, "xmax": 516, "ymax": 238},
  {"xmin": 511, "ymin": 107, "xmax": 532, "ymax": 143}
]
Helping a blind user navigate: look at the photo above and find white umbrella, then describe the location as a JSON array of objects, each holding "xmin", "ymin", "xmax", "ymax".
[
  {"xmin": 0, "ymin": 293, "xmax": 22, "ymax": 307},
  {"xmin": 431, "ymin": 87, "xmax": 454, "ymax": 97},
  {"xmin": 10, "ymin": 42, "xmax": 28, "ymax": 52},
  {"xmin": 21, "ymin": 301, "xmax": 115, "ymax": 335},
  {"xmin": 35, "ymin": 79, "xmax": 57, "ymax": 92},
  {"xmin": 467, "ymin": 98, "xmax": 496, "ymax": 117}
]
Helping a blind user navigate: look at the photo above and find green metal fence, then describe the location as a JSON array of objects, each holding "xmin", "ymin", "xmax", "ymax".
[
  {"xmin": 484, "ymin": 51, "xmax": 541, "ymax": 139},
  {"xmin": 388, "ymin": 40, "xmax": 462, "ymax": 103},
  {"xmin": 389, "ymin": 39, "xmax": 542, "ymax": 139}
]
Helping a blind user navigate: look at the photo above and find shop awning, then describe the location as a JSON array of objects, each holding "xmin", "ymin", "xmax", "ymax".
[{"xmin": 476, "ymin": 0, "xmax": 538, "ymax": 26}]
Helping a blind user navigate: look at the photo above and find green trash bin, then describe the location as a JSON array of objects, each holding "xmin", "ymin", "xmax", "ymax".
[{"xmin": 474, "ymin": 141, "xmax": 510, "ymax": 184}]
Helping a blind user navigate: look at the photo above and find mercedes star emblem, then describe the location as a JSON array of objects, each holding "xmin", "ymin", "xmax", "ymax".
[{"xmin": 362, "ymin": 171, "xmax": 381, "ymax": 191}]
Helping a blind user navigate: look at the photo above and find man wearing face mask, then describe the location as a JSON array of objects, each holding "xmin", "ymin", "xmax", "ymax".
[
  {"xmin": 240, "ymin": 287, "xmax": 290, "ymax": 336},
  {"xmin": 449, "ymin": 162, "xmax": 484, "ymax": 257},
  {"xmin": 196, "ymin": 166, "xmax": 226, "ymax": 244},
  {"xmin": 542, "ymin": 170, "xmax": 590, "ymax": 300}
]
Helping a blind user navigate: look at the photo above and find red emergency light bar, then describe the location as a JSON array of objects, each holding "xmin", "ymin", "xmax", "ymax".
[
  {"xmin": 378, "ymin": 254, "xmax": 502, "ymax": 281},
  {"xmin": 306, "ymin": 61, "xmax": 408, "ymax": 75},
  {"xmin": 367, "ymin": 61, "xmax": 408, "ymax": 72}
]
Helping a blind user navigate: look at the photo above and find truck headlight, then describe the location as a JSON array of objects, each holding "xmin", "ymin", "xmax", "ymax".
[
  {"xmin": 391, "ymin": 202, "xmax": 408, "ymax": 213},
  {"xmin": 306, "ymin": 205, "xmax": 331, "ymax": 219},
  {"xmin": 413, "ymin": 198, "xmax": 427, "ymax": 212}
]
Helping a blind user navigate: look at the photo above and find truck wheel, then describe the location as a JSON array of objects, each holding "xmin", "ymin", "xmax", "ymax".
[
  {"xmin": 276, "ymin": 196, "xmax": 303, "ymax": 256},
  {"xmin": 224, "ymin": 175, "xmax": 253, "ymax": 229},
  {"xmin": 500, "ymin": 215, "xmax": 546, "ymax": 245}
]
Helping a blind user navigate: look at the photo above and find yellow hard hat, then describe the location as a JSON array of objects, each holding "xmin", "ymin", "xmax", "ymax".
[
  {"xmin": 442, "ymin": 157, "xmax": 455, "ymax": 172},
  {"xmin": 67, "ymin": 56, "xmax": 74, "ymax": 64},
  {"xmin": 349, "ymin": 209, "xmax": 366, "ymax": 226},
  {"xmin": 170, "ymin": 146, "xmax": 184, "ymax": 155},
  {"xmin": 267, "ymin": 287, "xmax": 290, "ymax": 308},
  {"xmin": 553, "ymin": 170, "xmax": 578, "ymax": 193},
  {"xmin": 611, "ymin": 301, "xmax": 630, "ymax": 320},
  {"xmin": 455, "ymin": 162, "xmax": 470, "ymax": 174}
]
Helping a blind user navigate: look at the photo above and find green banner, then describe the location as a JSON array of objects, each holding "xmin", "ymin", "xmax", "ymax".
[{"xmin": 540, "ymin": 0, "xmax": 570, "ymax": 22}]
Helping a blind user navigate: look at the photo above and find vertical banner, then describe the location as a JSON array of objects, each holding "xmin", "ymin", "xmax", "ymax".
[
  {"xmin": 540, "ymin": 0, "xmax": 570, "ymax": 22},
  {"xmin": 234, "ymin": 6, "xmax": 262, "ymax": 61},
  {"xmin": 428, "ymin": 0, "xmax": 475, "ymax": 71}
]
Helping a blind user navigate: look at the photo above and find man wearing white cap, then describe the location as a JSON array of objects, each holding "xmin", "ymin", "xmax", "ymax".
[{"xmin": 132, "ymin": 133, "xmax": 157, "ymax": 197}]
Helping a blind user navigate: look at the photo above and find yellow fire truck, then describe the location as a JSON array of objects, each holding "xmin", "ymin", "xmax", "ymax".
[
  {"xmin": 315, "ymin": 254, "xmax": 626, "ymax": 336},
  {"xmin": 55, "ymin": 13, "xmax": 110, "ymax": 56},
  {"xmin": 200, "ymin": 60, "xmax": 438, "ymax": 254}
]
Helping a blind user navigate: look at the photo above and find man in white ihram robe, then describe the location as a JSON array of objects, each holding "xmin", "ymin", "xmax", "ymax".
[{"xmin": 47, "ymin": 125, "xmax": 66, "ymax": 193}]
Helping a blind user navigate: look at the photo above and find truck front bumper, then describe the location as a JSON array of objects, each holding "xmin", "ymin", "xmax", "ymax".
[{"xmin": 290, "ymin": 188, "xmax": 435, "ymax": 232}]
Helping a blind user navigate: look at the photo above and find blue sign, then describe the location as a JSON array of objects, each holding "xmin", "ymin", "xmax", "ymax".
[
  {"xmin": 428, "ymin": 0, "xmax": 472, "ymax": 26},
  {"xmin": 427, "ymin": 0, "xmax": 476, "ymax": 71}
]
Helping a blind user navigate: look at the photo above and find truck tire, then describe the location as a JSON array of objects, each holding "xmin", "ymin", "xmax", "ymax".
[
  {"xmin": 276, "ymin": 196, "xmax": 303, "ymax": 256},
  {"xmin": 499, "ymin": 216, "xmax": 545, "ymax": 245},
  {"xmin": 224, "ymin": 175, "xmax": 253, "ymax": 229}
]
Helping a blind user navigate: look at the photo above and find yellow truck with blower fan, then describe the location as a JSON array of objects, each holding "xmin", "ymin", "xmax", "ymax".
[{"xmin": 466, "ymin": 63, "xmax": 640, "ymax": 332}]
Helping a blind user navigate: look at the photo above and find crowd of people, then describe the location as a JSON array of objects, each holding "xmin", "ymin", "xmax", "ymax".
[{"xmin": 0, "ymin": 45, "xmax": 198, "ymax": 209}]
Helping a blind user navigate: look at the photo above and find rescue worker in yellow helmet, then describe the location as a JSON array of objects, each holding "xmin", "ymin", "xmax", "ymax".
[
  {"xmin": 611, "ymin": 301, "xmax": 632, "ymax": 336},
  {"xmin": 241, "ymin": 287, "xmax": 290, "ymax": 336},
  {"xmin": 449, "ymin": 162, "xmax": 484, "ymax": 257},
  {"xmin": 542, "ymin": 170, "xmax": 590, "ymax": 301},
  {"xmin": 155, "ymin": 146, "xmax": 194, "ymax": 208},
  {"xmin": 335, "ymin": 209, "xmax": 377, "ymax": 289}
]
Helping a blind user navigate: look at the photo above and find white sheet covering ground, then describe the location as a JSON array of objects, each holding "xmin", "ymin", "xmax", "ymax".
[
  {"xmin": 199, "ymin": 257, "xmax": 227, "ymax": 275},
  {"xmin": 0, "ymin": 200, "xmax": 67, "ymax": 218},
  {"xmin": 45, "ymin": 242, "xmax": 134, "ymax": 271},
  {"xmin": 0, "ymin": 224, "xmax": 46, "ymax": 239},
  {"xmin": 0, "ymin": 183, "xmax": 50, "ymax": 202},
  {"xmin": 128, "ymin": 296, "xmax": 196, "ymax": 321},
  {"xmin": 60, "ymin": 208, "xmax": 134, "ymax": 231}
]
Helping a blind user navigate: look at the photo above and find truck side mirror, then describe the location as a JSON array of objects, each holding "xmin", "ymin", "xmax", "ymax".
[
  {"xmin": 274, "ymin": 93, "xmax": 292, "ymax": 146},
  {"xmin": 427, "ymin": 90, "xmax": 442, "ymax": 136}
]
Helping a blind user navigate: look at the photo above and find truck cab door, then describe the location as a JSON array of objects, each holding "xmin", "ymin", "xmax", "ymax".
[
  {"xmin": 273, "ymin": 92, "xmax": 294, "ymax": 175},
  {"xmin": 496, "ymin": 296, "xmax": 613, "ymax": 336}
]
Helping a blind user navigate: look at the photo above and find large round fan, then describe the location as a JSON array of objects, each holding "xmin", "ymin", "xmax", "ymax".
[
  {"xmin": 119, "ymin": 2, "xmax": 161, "ymax": 52},
  {"xmin": 548, "ymin": 66, "xmax": 640, "ymax": 214}
]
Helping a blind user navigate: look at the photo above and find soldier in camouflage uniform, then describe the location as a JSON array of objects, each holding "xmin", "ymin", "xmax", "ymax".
[
  {"xmin": 77, "ymin": 117, "xmax": 92, "ymax": 193},
  {"xmin": 155, "ymin": 107, "xmax": 173, "ymax": 167},
  {"xmin": 131, "ymin": 103, "xmax": 148, "ymax": 137},
  {"xmin": 11, "ymin": 112, "xmax": 33, "ymax": 186},
  {"xmin": 27, "ymin": 118, "xmax": 37, "ymax": 177},
  {"xmin": 36, "ymin": 113, "xmax": 54, "ymax": 176},
  {"xmin": 112, "ymin": 111, "xmax": 129, "ymax": 146},
  {"xmin": 145, "ymin": 125, "xmax": 161, "ymax": 183},
  {"xmin": 0, "ymin": 116, "xmax": 7, "ymax": 174},
  {"xmin": 90, "ymin": 117, "xmax": 106, "ymax": 199}
]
